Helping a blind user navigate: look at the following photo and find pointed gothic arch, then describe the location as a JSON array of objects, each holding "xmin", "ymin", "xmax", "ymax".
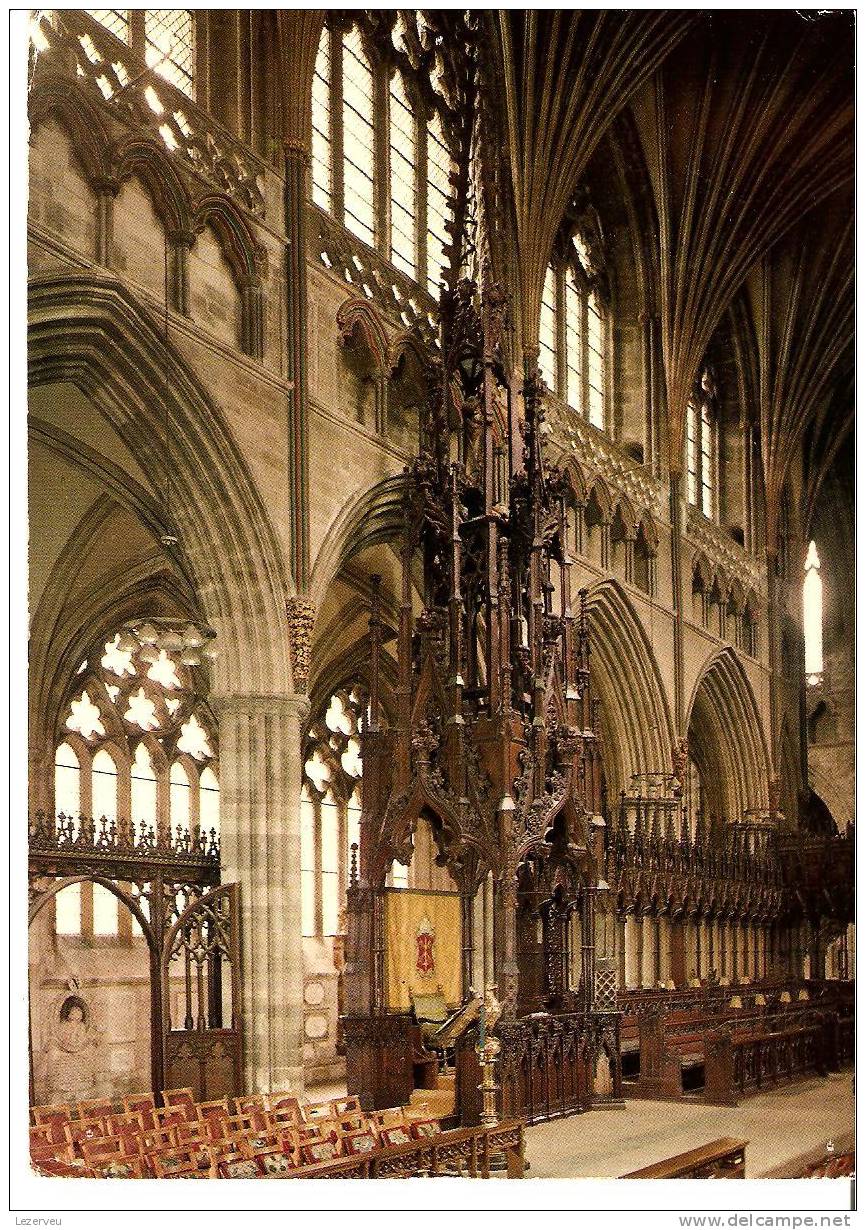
[
  {"xmin": 583, "ymin": 579, "xmax": 675, "ymax": 795},
  {"xmin": 686, "ymin": 647, "xmax": 770, "ymax": 822},
  {"xmin": 28, "ymin": 273, "xmax": 293, "ymax": 697}
]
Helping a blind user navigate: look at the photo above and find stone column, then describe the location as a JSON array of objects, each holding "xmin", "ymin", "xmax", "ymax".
[
  {"xmin": 624, "ymin": 913, "xmax": 639, "ymax": 989},
  {"xmin": 217, "ymin": 692, "xmax": 307, "ymax": 1094}
]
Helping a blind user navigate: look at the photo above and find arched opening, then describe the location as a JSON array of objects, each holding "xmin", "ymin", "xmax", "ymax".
[
  {"xmin": 803, "ymin": 539, "xmax": 823, "ymax": 686},
  {"xmin": 29, "ymin": 880, "xmax": 153, "ymax": 1108}
]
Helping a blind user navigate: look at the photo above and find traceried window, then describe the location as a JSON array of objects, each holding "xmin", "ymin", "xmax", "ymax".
[
  {"xmin": 145, "ymin": 10, "xmax": 194, "ymax": 98},
  {"xmin": 52, "ymin": 623, "xmax": 219, "ymax": 940},
  {"xmin": 86, "ymin": 9, "xmax": 129, "ymax": 43},
  {"xmin": 686, "ymin": 380, "xmax": 717, "ymax": 520},
  {"xmin": 540, "ymin": 238, "xmax": 608, "ymax": 432},
  {"xmin": 311, "ymin": 17, "xmax": 457, "ymax": 295},
  {"xmin": 301, "ymin": 686, "xmax": 366, "ymax": 938},
  {"xmin": 565, "ymin": 270, "xmax": 583, "ymax": 412},
  {"xmin": 84, "ymin": 10, "xmax": 194, "ymax": 99},
  {"xmin": 803, "ymin": 540, "xmax": 823, "ymax": 686}
]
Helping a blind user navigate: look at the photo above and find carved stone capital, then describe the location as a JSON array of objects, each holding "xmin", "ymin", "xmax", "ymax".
[{"xmin": 286, "ymin": 596, "xmax": 316, "ymax": 694}]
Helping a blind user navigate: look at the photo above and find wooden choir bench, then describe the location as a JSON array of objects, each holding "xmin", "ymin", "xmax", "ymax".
[
  {"xmin": 636, "ymin": 1009, "xmax": 826, "ymax": 1105},
  {"xmin": 282, "ymin": 1122, "xmax": 526, "ymax": 1179},
  {"xmin": 704, "ymin": 1021, "xmax": 825, "ymax": 1106},
  {"xmin": 622, "ymin": 1137, "xmax": 747, "ymax": 1179}
]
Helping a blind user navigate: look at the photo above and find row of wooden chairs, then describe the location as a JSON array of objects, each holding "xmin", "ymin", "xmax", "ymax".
[{"xmin": 31, "ymin": 1088, "xmax": 438, "ymax": 1179}]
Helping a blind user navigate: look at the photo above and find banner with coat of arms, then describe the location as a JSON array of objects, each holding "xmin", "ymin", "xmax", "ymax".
[{"xmin": 383, "ymin": 889, "xmax": 462, "ymax": 1010}]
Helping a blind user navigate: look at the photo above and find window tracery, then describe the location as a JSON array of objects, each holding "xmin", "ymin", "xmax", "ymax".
[
  {"xmin": 541, "ymin": 234, "xmax": 608, "ymax": 432},
  {"xmin": 803, "ymin": 539, "xmax": 823, "ymax": 686},
  {"xmin": 686, "ymin": 368, "xmax": 718, "ymax": 520},
  {"xmin": 86, "ymin": 9, "xmax": 195, "ymax": 98},
  {"xmin": 311, "ymin": 15, "xmax": 458, "ymax": 296},
  {"xmin": 52, "ymin": 624, "xmax": 219, "ymax": 939},
  {"xmin": 301, "ymin": 686, "xmax": 366, "ymax": 938}
]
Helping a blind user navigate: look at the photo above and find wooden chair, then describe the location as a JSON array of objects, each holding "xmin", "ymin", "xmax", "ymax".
[
  {"xmin": 330, "ymin": 1095, "xmax": 363, "ymax": 1115},
  {"xmin": 161, "ymin": 1087, "xmax": 197, "ymax": 1122},
  {"xmin": 176, "ymin": 1121, "xmax": 211, "ymax": 1147},
  {"xmin": 151, "ymin": 1145, "xmax": 210, "ymax": 1178},
  {"xmin": 32, "ymin": 1104, "xmax": 73, "ymax": 1144},
  {"xmin": 233, "ymin": 1094, "xmax": 269, "ymax": 1128},
  {"xmin": 81, "ymin": 1135, "xmax": 127, "ymax": 1169},
  {"xmin": 270, "ymin": 1105, "xmax": 302, "ymax": 1132},
  {"xmin": 342, "ymin": 1127, "xmax": 378, "ymax": 1156},
  {"xmin": 409, "ymin": 1119, "xmax": 440, "ymax": 1140},
  {"xmin": 253, "ymin": 1147, "xmax": 295, "ymax": 1177},
  {"xmin": 379, "ymin": 1123, "xmax": 413, "ymax": 1148},
  {"xmin": 296, "ymin": 1120, "xmax": 331, "ymax": 1146},
  {"xmin": 336, "ymin": 1111, "xmax": 367, "ymax": 1135},
  {"xmin": 30, "ymin": 1126, "xmax": 75, "ymax": 1167},
  {"xmin": 106, "ymin": 1112, "xmax": 145, "ymax": 1148},
  {"xmin": 301, "ymin": 1136, "xmax": 343, "ymax": 1166},
  {"xmin": 68, "ymin": 1118, "xmax": 106, "ymax": 1152},
  {"xmin": 154, "ymin": 1105, "xmax": 189, "ymax": 1131},
  {"xmin": 198, "ymin": 1098, "xmax": 230, "ymax": 1124},
  {"xmin": 141, "ymin": 1126, "xmax": 178, "ymax": 1160},
  {"xmin": 77, "ymin": 1097, "xmax": 114, "ymax": 1122},
  {"xmin": 217, "ymin": 1155, "xmax": 263, "ymax": 1178},
  {"xmin": 235, "ymin": 1127, "xmax": 278, "ymax": 1157},
  {"xmin": 273, "ymin": 1126, "xmax": 301, "ymax": 1165},
  {"xmin": 370, "ymin": 1107, "xmax": 406, "ymax": 1130},
  {"xmin": 266, "ymin": 1092, "xmax": 301, "ymax": 1120},
  {"xmin": 122, "ymin": 1094, "xmax": 156, "ymax": 1129},
  {"xmin": 302, "ymin": 1100, "xmax": 333, "ymax": 1122}
]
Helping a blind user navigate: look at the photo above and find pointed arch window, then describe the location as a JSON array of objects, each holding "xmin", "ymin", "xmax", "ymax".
[
  {"xmin": 539, "ymin": 240, "xmax": 608, "ymax": 433},
  {"xmin": 311, "ymin": 25, "xmax": 332, "ymax": 211},
  {"xmin": 804, "ymin": 540, "xmax": 823, "ymax": 686},
  {"xmin": 54, "ymin": 742, "xmax": 81, "ymax": 819},
  {"xmin": 342, "ymin": 26, "xmax": 376, "ymax": 248},
  {"xmin": 686, "ymin": 388, "xmax": 717, "ymax": 520},
  {"xmin": 51, "ymin": 621, "xmax": 219, "ymax": 942},
  {"xmin": 84, "ymin": 10, "xmax": 195, "ymax": 99},
  {"xmin": 539, "ymin": 266, "xmax": 558, "ymax": 392},
  {"xmin": 389, "ymin": 71, "xmax": 417, "ymax": 277},
  {"xmin": 301, "ymin": 686, "xmax": 367, "ymax": 938},
  {"xmin": 310, "ymin": 19, "xmax": 457, "ymax": 295},
  {"xmin": 426, "ymin": 110, "xmax": 451, "ymax": 294}
]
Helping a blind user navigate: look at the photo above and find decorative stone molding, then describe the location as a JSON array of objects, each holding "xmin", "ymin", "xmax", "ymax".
[
  {"xmin": 545, "ymin": 395, "xmax": 667, "ymax": 519},
  {"xmin": 286, "ymin": 597, "xmax": 316, "ymax": 694},
  {"xmin": 310, "ymin": 206, "xmax": 439, "ymax": 353},
  {"xmin": 31, "ymin": 11, "xmax": 267, "ymax": 216},
  {"xmin": 686, "ymin": 504, "xmax": 763, "ymax": 593}
]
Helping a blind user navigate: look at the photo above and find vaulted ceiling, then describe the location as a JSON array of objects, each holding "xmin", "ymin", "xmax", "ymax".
[{"xmin": 277, "ymin": 9, "xmax": 854, "ymax": 533}]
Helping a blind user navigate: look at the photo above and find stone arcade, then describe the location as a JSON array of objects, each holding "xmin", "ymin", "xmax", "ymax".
[{"xmin": 25, "ymin": 8, "xmax": 853, "ymax": 1180}]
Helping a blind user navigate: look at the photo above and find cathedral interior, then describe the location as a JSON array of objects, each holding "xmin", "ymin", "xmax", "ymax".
[{"xmin": 24, "ymin": 7, "xmax": 854, "ymax": 1188}]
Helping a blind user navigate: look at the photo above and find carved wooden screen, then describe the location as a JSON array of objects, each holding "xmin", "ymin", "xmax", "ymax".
[{"xmin": 161, "ymin": 883, "xmax": 242, "ymax": 1102}]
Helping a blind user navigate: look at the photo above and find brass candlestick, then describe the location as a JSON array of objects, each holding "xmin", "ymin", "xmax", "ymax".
[{"xmin": 477, "ymin": 1036, "xmax": 500, "ymax": 1127}]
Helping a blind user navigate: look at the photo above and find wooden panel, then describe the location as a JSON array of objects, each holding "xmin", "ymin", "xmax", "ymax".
[{"xmin": 622, "ymin": 1137, "xmax": 747, "ymax": 1179}]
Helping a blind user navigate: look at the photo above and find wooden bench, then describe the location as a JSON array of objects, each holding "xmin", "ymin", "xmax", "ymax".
[
  {"xmin": 704, "ymin": 1021, "xmax": 825, "ymax": 1106},
  {"xmin": 281, "ymin": 1121, "xmax": 525, "ymax": 1179},
  {"xmin": 622, "ymin": 1137, "xmax": 747, "ymax": 1179}
]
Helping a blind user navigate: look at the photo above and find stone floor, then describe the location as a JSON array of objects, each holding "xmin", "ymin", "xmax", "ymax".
[
  {"xmin": 308, "ymin": 1071, "xmax": 853, "ymax": 1180},
  {"xmin": 523, "ymin": 1072, "xmax": 854, "ymax": 1179}
]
